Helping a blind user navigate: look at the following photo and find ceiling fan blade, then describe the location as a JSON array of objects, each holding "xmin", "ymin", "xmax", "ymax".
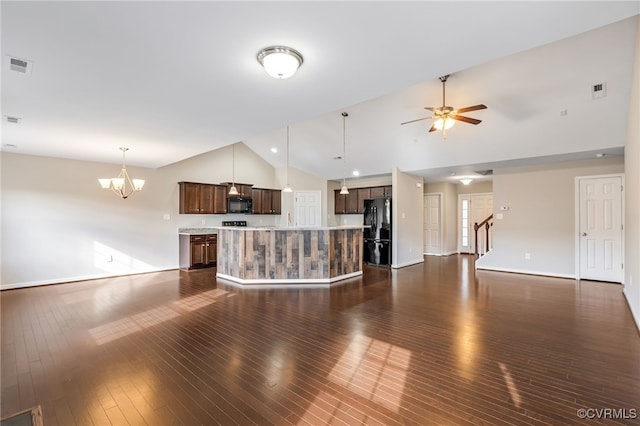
[
  {"xmin": 424, "ymin": 107, "xmax": 436, "ymax": 112},
  {"xmin": 452, "ymin": 115, "xmax": 482, "ymax": 125},
  {"xmin": 401, "ymin": 117, "xmax": 432, "ymax": 125},
  {"xmin": 428, "ymin": 124, "xmax": 438, "ymax": 132},
  {"xmin": 455, "ymin": 104, "xmax": 487, "ymax": 114}
]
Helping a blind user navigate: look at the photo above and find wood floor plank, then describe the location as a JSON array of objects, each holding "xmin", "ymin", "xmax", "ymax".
[{"xmin": 2, "ymin": 255, "xmax": 639, "ymax": 425}]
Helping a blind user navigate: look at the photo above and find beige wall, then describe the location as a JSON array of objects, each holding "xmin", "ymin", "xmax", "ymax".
[
  {"xmin": 477, "ymin": 157, "xmax": 624, "ymax": 277},
  {"xmin": 274, "ymin": 166, "xmax": 329, "ymax": 227},
  {"xmin": 392, "ymin": 167, "xmax": 424, "ymax": 267},
  {"xmin": 1, "ymin": 143, "xmax": 279, "ymax": 288},
  {"xmin": 624, "ymin": 16, "xmax": 640, "ymax": 331}
]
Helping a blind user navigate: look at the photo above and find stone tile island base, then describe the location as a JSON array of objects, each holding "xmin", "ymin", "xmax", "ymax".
[{"xmin": 216, "ymin": 226, "xmax": 363, "ymax": 287}]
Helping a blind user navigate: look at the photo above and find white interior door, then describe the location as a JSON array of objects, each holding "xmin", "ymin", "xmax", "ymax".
[
  {"xmin": 470, "ymin": 194, "xmax": 493, "ymax": 254},
  {"xmin": 578, "ymin": 176, "xmax": 623, "ymax": 282},
  {"xmin": 424, "ymin": 194, "xmax": 441, "ymax": 255},
  {"xmin": 295, "ymin": 191, "xmax": 322, "ymax": 227}
]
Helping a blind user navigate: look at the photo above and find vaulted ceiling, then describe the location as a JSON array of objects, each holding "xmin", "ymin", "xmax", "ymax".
[{"xmin": 2, "ymin": 2, "xmax": 638, "ymax": 183}]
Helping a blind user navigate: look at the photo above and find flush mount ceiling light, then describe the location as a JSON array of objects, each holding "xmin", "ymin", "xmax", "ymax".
[
  {"xmin": 257, "ymin": 46, "xmax": 303, "ymax": 79},
  {"xmin": 98, "ymin": 147, "xmax": 145, "ymax": 199}
]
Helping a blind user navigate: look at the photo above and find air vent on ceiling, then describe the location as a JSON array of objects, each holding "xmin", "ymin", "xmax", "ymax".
[
  {"xmin": 6, "ymin": 55, "xmax": 33, "ymax": 75},
  {"xmin": 592, "ymin": 82, "xmax": 606, "ymax": 99},
  {"xmin": 474, "ymin": 169, "xmax": 493, "ymax": 176},
  {"xmin": 4, "ymin": 116, "xmax": 22, "ymax": 124}
]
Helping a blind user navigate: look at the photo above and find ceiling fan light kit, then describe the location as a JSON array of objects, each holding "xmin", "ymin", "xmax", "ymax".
[{"xmin": 401, "ymin": 74, "xmax": 487, "ymax": 138}]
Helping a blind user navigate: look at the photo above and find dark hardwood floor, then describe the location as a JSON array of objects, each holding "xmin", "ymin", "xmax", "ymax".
[{"xmin": 2, "ymin": 255, "xmax": 639, "ymax": 425}]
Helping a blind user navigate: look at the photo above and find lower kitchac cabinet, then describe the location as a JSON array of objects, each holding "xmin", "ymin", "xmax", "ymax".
[{"xmin": 179, "ymin": 234, "xmax": 217, "ymax": 270}]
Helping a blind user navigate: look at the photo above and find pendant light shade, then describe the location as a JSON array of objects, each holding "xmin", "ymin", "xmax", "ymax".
[
  {"xmin": 283, "ymin": 125, "xmax": 293, "ymax": 193},
  {"xmin": 340, "ymin": 112, "xmax": 349, "ymax": 195}
]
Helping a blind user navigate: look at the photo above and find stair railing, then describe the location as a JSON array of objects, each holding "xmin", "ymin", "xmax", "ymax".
[{"xmin": 474, "ymin": 214, "xmax": 493, "ymax": 257}]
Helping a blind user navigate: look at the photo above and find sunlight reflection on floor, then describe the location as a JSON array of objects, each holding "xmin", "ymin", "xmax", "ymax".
[
  {"xmin": 89, "ymin": 289, "xmax": 231, "ymax": 345},
  {"xmin": 327, "ymin": 334, "xmax": 411, "ymax": 413}
]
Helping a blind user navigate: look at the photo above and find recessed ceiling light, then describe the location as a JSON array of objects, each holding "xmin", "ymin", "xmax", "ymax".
[
  {"xmin": 270, "ymin": 147, "xmax": 278, "ymax": 154},
  {"xmin": 352, "ymin": 170, "xmax": 360, "ymax": 176}
]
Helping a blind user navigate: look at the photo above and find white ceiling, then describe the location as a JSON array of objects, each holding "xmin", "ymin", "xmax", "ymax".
[{"xmin": 2, "ymin": 2, "xmax": 638, "ymax": 183}]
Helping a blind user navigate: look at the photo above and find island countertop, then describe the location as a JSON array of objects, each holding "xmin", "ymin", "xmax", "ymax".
[{"xmin": 216, "ymin": 226, "xmax": 363, "ymax": 287}]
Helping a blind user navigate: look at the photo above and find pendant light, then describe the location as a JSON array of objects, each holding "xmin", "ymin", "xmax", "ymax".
[
  {"xmin": 229, "ymin": 144, "xmax": 239, "ymax": 195},
  {"xmin": 98, "ymin": 147, "xmax": 145, "ymax": 199},
  {"xmin": 283, "ymin": 125, "xmax": 292, "ymax": 193},
  {"xmin": 340, "ymin": 112, "xmax": 349, "ymax": 195}
]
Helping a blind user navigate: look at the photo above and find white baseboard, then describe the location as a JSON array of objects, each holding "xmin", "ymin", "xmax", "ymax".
[
  {"xmin": 0, "ymin": 266, "xmax": 178, "ymax": 291},
  {"xmin": 392, "ymin": 258, "xmax": 424, "ymax": 269},
  {"xmin": 475, "ymin": 264, "xmax": 575, "ymax": 280},
  {"xmin": 424, "ymin": 251, "xmax": 458, "ymax": 257},
  {"xmin": 623, "ymin": 288, "xmax": 640, "ymax": 333}
]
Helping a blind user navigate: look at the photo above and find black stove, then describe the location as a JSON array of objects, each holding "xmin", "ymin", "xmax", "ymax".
[{"xmin": 222, "ymin": 220, "xmax": 247, "ymax": 227}]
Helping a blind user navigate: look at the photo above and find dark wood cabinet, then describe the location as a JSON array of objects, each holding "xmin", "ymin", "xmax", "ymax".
[
  {"xmin": 179, "ymin": 182, "xmax": 213, "ymax": 214},
  {"xmin": 370, "ymin": 186, "xmax": 385, "ymax": 198},
  {"xmin": 180, "ymin": 234, "xmax": 217, "ymax": 270},
  {"xmin": 357, "ymin": 188, "xmax": 371, "ymax": 214},
  {"xmin": 223, "ymin": 182, "xmax": 253, "ymax": 198},
  {"xmin": 252, "ymin": 188, "xmax": 282, "ymax": 214},
  {"xmin": 345, "ymin": 190, "xmax": 358, "ymax": 214},
  {"xmin": 270, "ymin": 190, "xmax": 281, "ymax": 214},
  {"xmin": 334, "ymin": 190, "xmax": 347, "ymax": 214},
  {"xmin": 213, "ymin": 185, "xmax": 227, "ymax": 213},
  {"xmin": 334, "ymin": 185, "xmax": 392, "ymax": 214}
]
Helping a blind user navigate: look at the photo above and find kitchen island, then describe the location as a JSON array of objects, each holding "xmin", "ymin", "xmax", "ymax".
[{"xmin": 216, "ymin": 226, "xmax": 363, "ymax": 287}]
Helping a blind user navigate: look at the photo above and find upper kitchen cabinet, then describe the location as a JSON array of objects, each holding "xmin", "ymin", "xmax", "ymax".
[
  {"xmin": 334, "ymin": 185, "xmax": 392, "ymax": 214},
  {"xmin": 223, "ymin": 182, "xmax": 253, "ymax": 198},
  {"xmin": 179, "ymin": 182, "xmax": 226, "ymax": 214},
  {"xmin": 252, "ymin": 188, "xmax": 282, "ymax": 214}
]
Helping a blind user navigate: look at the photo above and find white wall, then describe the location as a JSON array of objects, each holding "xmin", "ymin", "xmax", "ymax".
[
  {"xmin": 1, "ymin": 143, "xmax": 278, "ymax": 289},
  {"xmin": 623, "ymin": 16, "xmax": 640, "ymax": 331},
  {"xmin": 392, "ymin": 167, "xmax": 424, "ymax": 268},
  {"xmin": 476, "ymin": 158, "xmax": 624, "ymax": 277}
]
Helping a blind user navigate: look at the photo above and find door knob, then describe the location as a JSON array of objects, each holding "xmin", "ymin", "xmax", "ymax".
[{"xmin": 581, "ymin": 232, "xmax": 587, "ymax": 236}]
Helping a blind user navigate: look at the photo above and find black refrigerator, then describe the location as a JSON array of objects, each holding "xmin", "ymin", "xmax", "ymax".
[{"xmin": 363, "ymin": 197, "xmax": 392, "ymax": 267}]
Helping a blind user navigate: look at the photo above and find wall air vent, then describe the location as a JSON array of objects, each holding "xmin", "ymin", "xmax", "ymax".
[
  {"xmin": 4, "ymin": 116, "xmax": 22, "ymax": 124},
  {"xmin": 6, "ymin": 55, "xmax": 33, "ymax": 75},
  {"xmin": 592, "ymin": 82, "xmax": 606, "ymax": 99}
]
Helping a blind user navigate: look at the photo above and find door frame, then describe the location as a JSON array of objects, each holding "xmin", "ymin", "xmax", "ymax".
[
  {"xmin": 424, "ymin": 192, "xmax": 443, "ymax": 255},
  {"xmin": 574, "ymin": 173, "xmax": 625, "ymax": 282}
]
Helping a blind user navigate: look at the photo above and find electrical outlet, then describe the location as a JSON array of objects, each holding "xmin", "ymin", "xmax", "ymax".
[
  {"xmin": 163, "ymin": 213, "xmax": 171, "ymax": 221},
  {"xmin": 525, "ymin": 253, "xmax": 531, "ymax": 260},
  {"xmin": 201, "ymin": 219, "xmax": 206, "ymax": 225}
]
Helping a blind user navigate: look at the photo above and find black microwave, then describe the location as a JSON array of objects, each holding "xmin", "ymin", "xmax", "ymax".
[{"xmin": 227, "ymin": 197, "xmax": 252, "ymax": 214}]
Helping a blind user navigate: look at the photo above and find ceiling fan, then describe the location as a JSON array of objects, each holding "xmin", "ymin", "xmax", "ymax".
[{"xmin": 401, "ymin": 75, "xmax": 487, "ymax": 138}]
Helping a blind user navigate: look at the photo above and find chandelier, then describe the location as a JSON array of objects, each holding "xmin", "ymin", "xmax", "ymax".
[{"xmin": 98, "ymin": 147, "xmax": 145, "ymax": 199}]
